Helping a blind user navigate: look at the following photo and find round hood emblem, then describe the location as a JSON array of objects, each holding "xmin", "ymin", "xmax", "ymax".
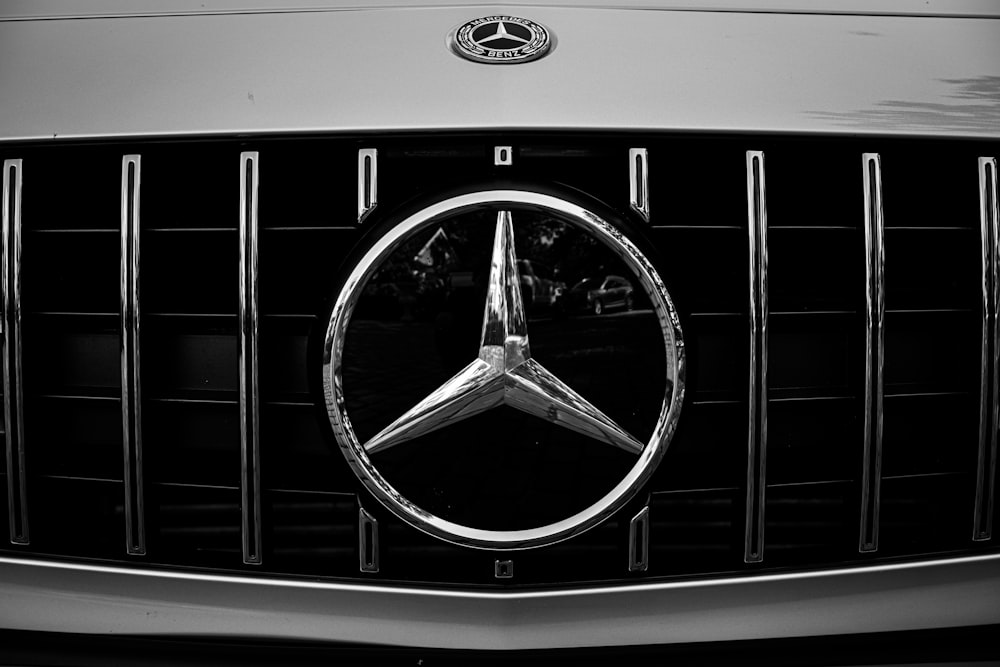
[
  {"xmin": 323, "ymin": 190, "xmax": 684, "ymax": 550},
  {"xmin": 450, "ymin": 16, "xmax": 552, "ymax": 64}
]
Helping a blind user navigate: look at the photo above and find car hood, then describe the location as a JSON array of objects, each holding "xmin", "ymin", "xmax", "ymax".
[
  {"xmin": 1, "ymin": 0, "xmax": 998, "ymax": 140},
  {"xmin": 2, "ymin": 0, "xmax": 999, "ymax": 20}
]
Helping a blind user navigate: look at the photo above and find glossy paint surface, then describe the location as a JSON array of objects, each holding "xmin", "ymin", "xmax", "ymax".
[
  {"xmin": 0, "ymin": 5, "xmax": 998, "ymax": 140},
  {"xmin": 3, "ymin": 0, "xmax": 1000, "ymax": 20},
  {"xmin": 0, "ymin": 553, "xmax": 998, "ymax": 649}
]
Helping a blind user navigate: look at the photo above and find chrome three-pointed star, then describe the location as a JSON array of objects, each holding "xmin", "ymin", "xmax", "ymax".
[
  {"xmin": 364, "ymin": 211, "xmax": 644, "ymax": 456},
  {"xmin": 474, "ymin": 21, "xmax": 530, "ymax": 47}
]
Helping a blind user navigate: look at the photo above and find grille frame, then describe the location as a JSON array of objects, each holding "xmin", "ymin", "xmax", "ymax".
[{"xmin": 0, "ymin": 132, "xmax": 997, "ymax": 590}]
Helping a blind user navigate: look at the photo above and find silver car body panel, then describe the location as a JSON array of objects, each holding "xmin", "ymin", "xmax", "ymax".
[
  {"xmin": 0, "ymin": 3, "xmax": 999, "ymax": 141},
  {"xmin": 0, "ymin": 553, "xmax": 998, "ymax": 649},
  {"xmin": 3, "ymin": 0, "xmax": 1000, "ymax": 20},
  {"xmin": 1, "ymin": 0, "xmax": 999, "ymax": 651}
]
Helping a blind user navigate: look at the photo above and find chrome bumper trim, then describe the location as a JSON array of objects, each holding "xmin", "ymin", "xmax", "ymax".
[{"xmin": 0, "ymin": 553, "xmax": 996, "ymax": 650}]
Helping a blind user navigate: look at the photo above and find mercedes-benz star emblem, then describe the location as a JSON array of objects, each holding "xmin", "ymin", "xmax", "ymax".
[
  {"xmin": 365, "ymin": 211, "xmax": 644, "ymax": 457},
  {"xmin": 324, "ymin": 190, "xmax": 684, "ymax": 550},
  {"xmin": 451, "ymin": 16, "xmax": 552, "ymax": 64}
]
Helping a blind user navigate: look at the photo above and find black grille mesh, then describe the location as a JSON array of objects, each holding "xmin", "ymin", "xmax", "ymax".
[{"xmin": 0, "ymin": 134, "xmax": 997, "ymax": 587}]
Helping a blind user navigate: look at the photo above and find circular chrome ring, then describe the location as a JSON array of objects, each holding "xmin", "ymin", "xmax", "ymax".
[{"xmin": 323, "ymin": 190, "xmax": 685, "ymax": 550}]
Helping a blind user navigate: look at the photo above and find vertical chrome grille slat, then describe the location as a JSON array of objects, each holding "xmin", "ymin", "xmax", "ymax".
[
  {"xmin": 860, "ymin": 152, "xmax": 885, "ymax": 553},
  {"xmin": 358, "ymin": 505, "xmax": 379, "ymax": 573},
  {"xmin": 2, "ymin": 159, "xmax": 28, "ymax": 546},
  {"xmin": 120, "ymin": 155, "xmax": 146, "ymax": 555},
  {"xmin": 975, "ymin": 156, "xmax": 998, "ymax": 542},
  {"xmin": 629, "ymin": 148, "xmax": 649, "ymax": 223},
  {"xmin": 358, "ymin": 148, "xmax": 378, "ymax": 224},
  {"xmin": 628, "ymin": 504, "xmax": 650, "ymax": 572},
  {"xmin": 239, "ymin": 152, "xmax": 262, "ymax": 565},
  {"xmin": 745, "ymin": 150, "xmax": 768, "ymax": 563}
]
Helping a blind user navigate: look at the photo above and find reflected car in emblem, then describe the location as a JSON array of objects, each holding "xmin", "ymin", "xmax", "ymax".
[
  {"xmin": 567, "ymin": 275, "xmax": 635, "ymax": 316},
  {"xmin": 517, "ymin": 258, "xmax": 564, "ymax": 310}
]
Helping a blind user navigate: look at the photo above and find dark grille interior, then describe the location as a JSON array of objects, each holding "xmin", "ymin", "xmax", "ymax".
[{"xmin": 0, "ymin": 133, "xmax": 997, "ymax": 587}]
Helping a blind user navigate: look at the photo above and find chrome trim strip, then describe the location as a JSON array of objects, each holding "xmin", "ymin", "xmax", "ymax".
[
  {"xmin": 629, "ymin": 148, "xmax": 649, "ymax": 223},
  {"xmin": 357, "ymin": 148, "xmax": 377, "ymax": 224},
  {"xmin": 975, "ymin": 156, "xmax": 998, "ymax": 542},
  {"xmin": 628, "ymin": 504, "xmax": 650, "ymax": 573},
  {"xmin": 745, "ymin": 150, "xmax": 768, "ymax": 564},
  {"xmin": 0, "ymin": 552, "xmax": 996, "ymax": 649},
  {"xmin": 239, "ymin": 151, "xmax": 261, "ymax": 565},
  {"xmin": 860, "ymin": 152, "xmax": 885, "ymax": 553},
  {"xmin": 120, "ymin": 155, "xmax": 145, "ymax": 556},
  {"xmin": 2, "ymin": 159, "xmax": 27, "ymax": 545},
  {"xmin": 358, "ymin": 505, "xmax": 379, "ymax": 573}
]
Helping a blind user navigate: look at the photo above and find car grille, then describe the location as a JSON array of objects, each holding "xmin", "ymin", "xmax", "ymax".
[{"xmin": 0, "ymin": 134, "xmax": 997, "ymax": 587}]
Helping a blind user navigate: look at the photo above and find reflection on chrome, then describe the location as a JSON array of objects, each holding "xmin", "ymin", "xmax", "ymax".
[
  {"xmin": 860, "ymin": 152, "xmax": 885, "ymax": 554},
  {"xmin": 324, "ymin": 189, "xmax": 685, "ymax": 549},
  {"xmin": 357, "ymin": 148, "xmax": 378, "ymax": 224},
  {"xmin": 239, "ymin": 151, "xmax": 262, "ymax": 565},
  {"xmin": 358, "ymin": 506, "xmax": 379, "ymax": 573},
  {"xmin": 629, "ymin": 148, "xmax": 649, "ymax": 223},
  {"xmin": 480, "ymin": 211, "xmax": 529, "ymax": 371},
  {"xmin": 120, "ymin": 154, "xmax": 146, "ymax": 556},
  {"xmin": 506, "ymin": 360, "xmax": 643, "ymax": 454},
  {"xmin": 628, "ymin": 504, "xmax": 650, "ymax": 572},
  {"xmin": 2, "ymin": 159, "xmax": 27, "ymax": 546},
  {"xmin": 745, "ymin": 150, "xmax": 768, "ymax": 564},
  {"xmin": 364, "ymin": 211, "xmax": 643, "ymax": 455},
  {"xmin": 975, "ymin": 156, "xmax": 998, "ymax": 542}
]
